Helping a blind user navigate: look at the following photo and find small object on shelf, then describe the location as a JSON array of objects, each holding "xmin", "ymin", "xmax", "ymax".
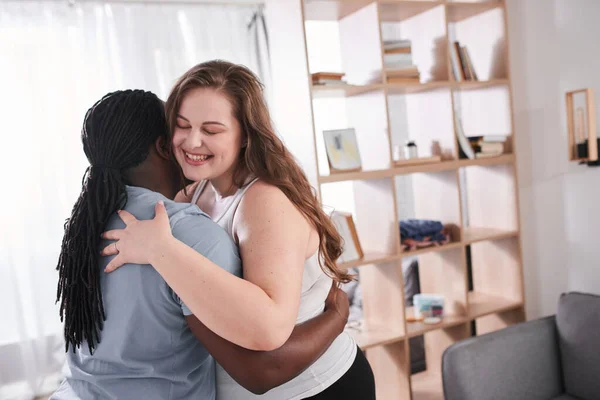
[
  {"xmin": 414, "ymin": 294, "xmax": 445, "ymax": 319},
  {"xmin": 385, "ymin": 65, "xmax": 420, "ymax": 84},
  {"xmin": 383, "ymin": 39, "xmax": 411, "ymax": 52},
  {"xmin": 450, "ymin": 41, "xmax": 464, "ymax": 82},
  {"xmin": 404, "ymin": 140, "xmax": 418, "ymax": 159},
  {"xmin": 469, "ymin": 135, "xmax": 507, "ymax": 158},
  {"xmin": 407, "ymin": 315, "xmax": 424, "ymax": 323},
  {"xmin": 312, "ymin": 71, "xmax": 346, "ymax": 86},
  {"xmin": 455, "ymin": 111, "xmax": 475, "ymax": 159},
  {"xmin": 400, "ymin": 219, "xmax": 451, "ymax": 251},
  {"xmin": 383, "ymin": 41, "xmax": 414, "ymax": 71},
  {"xmin": 423, "ymin": 317, "xmax": 442, "ymax": 325},
  {"xmin": 566, "ymin": 88, "xmax": 598, "ymax": 164},
  {"xmin": 393, "ymin": 144, "xmax": 403, "ymax": 162},
  {"xmin": 322, "ymin": 128, "xmax": 362, "ymax": 173},
  {"xmin": 331, "ymin": 211, "xmax": 364, "ymax": 264},
  {"xmin": 462, "ymin": 47, "xmax": 478, "ymax": 81},
  {"xmin": 451, "ymin": 41, "xmax": 478, "ymax": 82},
  {"xmin": 393, "ymin": 155, "xmax": 443, "ymax": 168}
]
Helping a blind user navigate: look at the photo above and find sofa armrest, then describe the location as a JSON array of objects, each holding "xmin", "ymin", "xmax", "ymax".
[{"xmin": 442, "ymin": 316, "xmax": 564, "ymax": 400}]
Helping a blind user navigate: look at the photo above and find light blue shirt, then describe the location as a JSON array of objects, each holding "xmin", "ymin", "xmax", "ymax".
[{"xmin": 51, "ymin": 186, "xmax": 242, "ymax": 400}]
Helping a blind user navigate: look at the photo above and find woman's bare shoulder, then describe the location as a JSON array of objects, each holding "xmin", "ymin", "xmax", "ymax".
[
  {"xmin": 243, "ymin": 180, "xmax": 289, "ymax": 206},
  {"xmin": 237, "ymin": 180, "xmax": 307, "ymax": 228}
]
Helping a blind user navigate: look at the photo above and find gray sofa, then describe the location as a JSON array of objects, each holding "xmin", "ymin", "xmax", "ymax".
[{"xmin": 442, "ymin": 292, "xmax": 600, "ymax": 400}]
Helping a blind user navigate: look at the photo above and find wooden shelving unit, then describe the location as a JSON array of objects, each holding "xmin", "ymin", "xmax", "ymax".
[{"xmin": 271, "ymin": 0, "xmax": 523, "ymax": 399}]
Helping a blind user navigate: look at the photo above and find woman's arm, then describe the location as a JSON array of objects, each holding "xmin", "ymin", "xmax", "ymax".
[
  {"xmin": 185, "ymin": 283, "xmax": 349, "ymax": 394},
  {"xmin": 102, "ymin": 184, "xmax": 310, "ymax": 351}
]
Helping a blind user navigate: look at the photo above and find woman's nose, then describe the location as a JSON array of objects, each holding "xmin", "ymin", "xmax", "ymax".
[{"xmin": 187, "ymin": 128, "xmax": 203, "ymax": 148}]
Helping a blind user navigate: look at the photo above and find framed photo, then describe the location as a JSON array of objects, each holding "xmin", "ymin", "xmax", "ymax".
[
  {"xmin": 566, "ymin": 88, "xmax": 598, "ymax": 162},
  {"xmin": 322, "ymin": 128, "xmax": 362, "ymax": 173},
  {"xmin": 331, "ymin": 211, "xmax": 364, "ymax": 264}
]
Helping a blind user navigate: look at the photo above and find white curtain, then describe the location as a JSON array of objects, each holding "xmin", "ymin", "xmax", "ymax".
[{"xmin": 0, "ymin": 1, "xmax": 268, "ymax": 398}]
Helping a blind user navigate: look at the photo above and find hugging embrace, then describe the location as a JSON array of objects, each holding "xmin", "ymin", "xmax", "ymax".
[{"xmin": 51, "ymin": 60, "xmax": 376, "ymax": 400}]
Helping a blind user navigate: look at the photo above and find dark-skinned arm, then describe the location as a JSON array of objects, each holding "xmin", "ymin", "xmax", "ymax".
[{"xmin": 185, "ymin": 282, "xmax": 350, "ymax": 395}]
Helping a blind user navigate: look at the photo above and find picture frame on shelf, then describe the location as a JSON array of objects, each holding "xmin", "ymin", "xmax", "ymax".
[
  {"xmin": 566, "ymin": 88, "xmax": 598, "ymax": 162},
  {"xmin": 322, "ymin": 128, "xmax": 363, "ymax": 173},
  {"xmin": 331, "ymin": 211, "xmax": 364, "ymax": 264}
]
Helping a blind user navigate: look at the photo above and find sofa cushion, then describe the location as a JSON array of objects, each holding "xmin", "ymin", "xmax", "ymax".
[
  {"xmin": 442, "ymin": 316, "xmax": 563, "ymax": 400},
  {"xmin": 556, "ymin": 292, "xmax": 600, "ymax": 400}
]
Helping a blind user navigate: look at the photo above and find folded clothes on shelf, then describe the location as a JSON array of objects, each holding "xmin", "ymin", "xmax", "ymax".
[{"xmin": 400, "ymin": 219, "xmax": 450, "ymax": 251}]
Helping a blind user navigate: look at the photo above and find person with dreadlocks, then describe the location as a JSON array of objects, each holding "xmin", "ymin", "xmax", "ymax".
[
  {"xmin": 99, "ymin": 61, "xmax": 375, "ymax": 400},
  {"xmin": 51, "ymin": 89, "xmax": 350, "ymax": 399}
]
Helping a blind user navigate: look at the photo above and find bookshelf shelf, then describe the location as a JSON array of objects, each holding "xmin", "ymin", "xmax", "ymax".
[
  {"xmin": 271, "ymin": 0, "xmax": 524, "ymax": 398},
  {"xmin": 318, "ymin": 154, "xmax": 514, "ymax": 183},
  {"xmin": 452, "ymin": 79, "xmax": 509, "ymax": 90},
  {"xmin": 379, "ymin": 1, "xmax": 444, "ymax": 22},
  {"xmin": 446, "ymin": 1, "xmax": 503, "ymax": 23},
  {"xmin": 348, "ymin": 323, "xmax": 406, "ymax": 349},
  {"xmin": 401, "ymin": 241, "xmax": 462, "ymax": 257},
  {"xmin": 303, "ymin": 0, "xmax": 372, "ymax": 21},
  {"xmin": 310, "ymin": 83, "xmax": 385, "ymax": 98},
  {"xmin": 406, "ymin": 309, "xmax": 468, "ymax": 338},
  {"xmin": 462, "ymin": 227, "xmax": 518, "ymax": 245},
  {"xmin": 337, "ymin": 252, "xmax": 402, "ymax": 269},
  {"xmin": 467, "ymin": 291, "xmax": 522, "ymax": 319},
  {"xmin": 311, "ymin": 80, "xmax": 510, "ymax": 99},
  {"xmin": 387, "ymin": 81, "xmax": 451, "ymax": 94}
]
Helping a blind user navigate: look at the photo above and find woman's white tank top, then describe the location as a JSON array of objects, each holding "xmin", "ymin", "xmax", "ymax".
[{"xmin": 191, "ymin": 179, "xmax": 357, "ymax": 400}]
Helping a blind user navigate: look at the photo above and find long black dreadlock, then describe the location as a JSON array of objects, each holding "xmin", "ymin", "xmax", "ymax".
[{"xmin": 56, "ymin": 89, "xmax": 168, "ymax": 353}]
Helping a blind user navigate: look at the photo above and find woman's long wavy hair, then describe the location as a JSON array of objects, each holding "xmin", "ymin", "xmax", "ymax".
[{"xmin": 165, "ymin": 60, "xmax": 351, "ymax": 284}]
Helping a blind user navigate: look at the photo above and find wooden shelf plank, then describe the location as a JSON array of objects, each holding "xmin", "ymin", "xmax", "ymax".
[
  {"xmin": 446, "ymin": 1, "xmax": 503, "ymax": 23},
  {"xmin": 468, "ymin": 291, "xmax": 522, "ymax": 319},
  {"xmin": 310, "ymin": 83, "xmax": 385, "ymax": 98},
  {"xmin": 406, "ymin": 307, "xmax": 468, "ymax": 338},
  {"xmin": 303, "ymin": 0, "xmax": 373, "ymax": 21},
  {"xmin": 311, "ymin": 80, "xmax": 509, "ymax": 98},
  {"xmin": 401, "ymin": 241, "xmax": 463, "ymax": 258},
  {"xmin": 337, "ymin": 252, "xmax": 402, "ymax": 269},
  {"xmin": 411, "ymin": 370, "xmax": 444, "ymax": 400},
  {"xmin": 387, "ymin": 80, "xmax": 451, "ymax": 95},
  {"xmin": 456, "ymin": 153, "xmax": 514, "ymax": 167},
  {"xmin": 319, "ymin": 168, "xmax": 395, "ymax": 183},
  {"xmin": 453, "ymin": 78, "xmax": 509, "ymax": 90},
  {"xmin": 346, "ymin": 323, "xmax": 406, "ymax": 350},
  {"xmin": 379, "ymin": 1, "xmax": 444, "ymax": 23},
  {"xmin": 462, "ymin": 227, "xmax": 518, "ymax": 245},
  {"xmin": 318, "ymin": 154, "xmax": 514, "ymax": 183}
]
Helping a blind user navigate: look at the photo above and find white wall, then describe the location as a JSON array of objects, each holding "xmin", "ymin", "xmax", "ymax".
[{"xmin": 507, "ymin": 0, "xmax": 600, "ymax": 319}]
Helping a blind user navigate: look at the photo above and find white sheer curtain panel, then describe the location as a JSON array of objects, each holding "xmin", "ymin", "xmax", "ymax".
[{"xmin": 0, "ymin": 1, "xmax": 268, "ymax": 398}]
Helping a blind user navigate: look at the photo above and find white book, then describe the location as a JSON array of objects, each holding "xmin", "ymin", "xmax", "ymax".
[{"xmin": 455, "ymin": 112, "xmax": 475, "ymax": 159}]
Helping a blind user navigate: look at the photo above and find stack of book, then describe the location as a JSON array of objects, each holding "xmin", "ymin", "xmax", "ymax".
[
  {"xmin": 468, "ymin": 135, "xmax": 506, "ymax": 158},
  {"xmin": 450, "ymin": 41, "xmax": 478, "ymax": 82},
  {"xmin": 311, "ymin": 72, "xmax": 346, "ymax": 86},
  {"xmin": 383, "ymin": 39, "xmax": 420, "ymax": 84}
]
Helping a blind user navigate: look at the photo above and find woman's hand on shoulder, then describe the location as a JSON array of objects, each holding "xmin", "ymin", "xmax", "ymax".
[{"xmin": 101, "ymin": 201, "xmax": 174, "ymax": 272}]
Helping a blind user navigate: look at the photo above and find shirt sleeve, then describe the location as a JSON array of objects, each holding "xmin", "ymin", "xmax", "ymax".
[{"xmin": 169, "ymin": 213, "xmax": 242, "ymax": 316}]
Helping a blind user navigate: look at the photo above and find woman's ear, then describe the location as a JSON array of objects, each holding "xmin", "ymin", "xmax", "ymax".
[{"xmin": 155, "ymin": 136, "xmax": 171, "ymax": 160}]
